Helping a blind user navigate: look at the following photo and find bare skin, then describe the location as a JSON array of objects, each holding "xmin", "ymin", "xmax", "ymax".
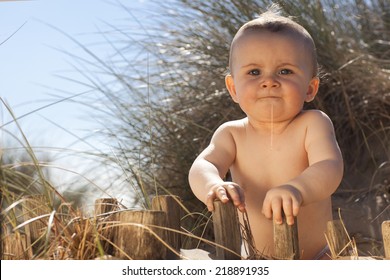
[{"xmin": 188, "ymin": 30, "xmax": 343, "ymax": 259}]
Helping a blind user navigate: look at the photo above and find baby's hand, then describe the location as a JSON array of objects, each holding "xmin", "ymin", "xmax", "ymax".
[
  {"xmin": 206, "ymin": 182, "xmax": 246, "ymax": 212},
  {"xmin": 262, "ymin": 185, "xmax": 302, "ymax": 225}
]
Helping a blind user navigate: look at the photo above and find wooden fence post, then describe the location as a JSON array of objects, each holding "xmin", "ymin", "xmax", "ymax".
[
  {"xmin": 95, "ymin": 198, "xmax": 119, "ymax": 216},
  {"xmin": 273, "ymin": 216, "xmax": 300, "ymax": 259},
  {"xmin": 382, "ymin": 220, "xmax": 390, "ymax": 259},
  {"xmin": 1, "ymin": 232, "xmax": 32, "ymax": 260},
  {"xmin": 94, "ymin": 198, "xmax": 120, "ymax": 256},
  {"xmin": 22, "ymin": 195, "xmax": 51, "ymax": 255},
  {"xmin": 326, "ymin": 220, "xmax": 350, "ymax": 259},
  {"xmin": 212, "ymin": 200, "xmax": 241, "ymax": 260},
  {"xmin": 114, "ymin": 210, "xmax": 167, "ymax": 260},
  {"xmin": 152, "ymin": 195, "xmax": 182, "ymax": 259}
]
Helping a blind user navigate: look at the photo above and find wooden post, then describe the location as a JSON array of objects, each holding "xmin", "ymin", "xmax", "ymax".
[
  {"xmin": 326, "ymin": 220, "xmax": 350, "ymax": 259},
  {"xmin": 152, "ymin": 195, "xmax": 182, "ymax": 259},
  {"xmin": 212, "ymin": 200, "xmax": 241, "ymax": 260},
  {"xmin": 22, "ymin": 195, "xmax": 51, "ymax": 254},
  {"xmin": 94, "ymin": 198, "xmax": 119, "ymax": 256},
  {"xmin": 95, "ymin": 198, "xmax": 119, "ymax": 216},
  {"xmin": 1, "ymin": 233, "xmax": 32, "ymax": 260},
  {"xmin": 382, "ymin": 220, "xmax": 390, "ymax": 259},
  {"xmin": 114, "ymin": 210, "xmax": 167, "ymax": 260},
  {"xmin": 273, "ymin": 216, "xmax": 300, "ymax": 259}
]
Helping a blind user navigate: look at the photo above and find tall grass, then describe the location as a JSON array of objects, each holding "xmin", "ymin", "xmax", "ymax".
[{"xmin": 0, "ymin": 99, "xmax": 205, "ymax": 259}]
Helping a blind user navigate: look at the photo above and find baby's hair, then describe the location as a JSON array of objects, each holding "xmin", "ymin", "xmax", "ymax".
[{"xmin": 229, "ymin": 5, "xmax": 318, "ymax": 77}]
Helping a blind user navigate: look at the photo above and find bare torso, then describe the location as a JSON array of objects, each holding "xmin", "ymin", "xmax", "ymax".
[{"xmin": 229, "ymin": 113, "xmax": 332, "ymax": 259}]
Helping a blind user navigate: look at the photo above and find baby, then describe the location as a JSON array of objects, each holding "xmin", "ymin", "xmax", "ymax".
[{"xmin": 188, "ymin": 9, "xmax": 344, "ymax": 259}]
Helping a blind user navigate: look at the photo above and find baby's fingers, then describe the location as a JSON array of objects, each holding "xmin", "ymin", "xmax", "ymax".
[
  {"xmin": 271, "ymin": 198, "xmax": 283, "ymax": 225},
  {"xmin": 282, "ymin": 198, "xmax": 295, "ymax": 225},
  {"xmin": 262, "ymin": 196, "xmax": 283, "ymax": 224},
  {"xmin": 225, "ymin": 184, "xmax": 246, "ymax": 212},
  {"xmin": 206, "ymin": 186, "xmax": 228, "ymax": 211}
]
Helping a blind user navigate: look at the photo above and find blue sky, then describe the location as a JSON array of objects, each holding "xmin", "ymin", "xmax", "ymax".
[
  {"xmin": 1, "ymin": 0, "xmax": 146, "ymax": 150},
  {"xmin": 0, "ymin": 0, "xmax": 154, "ymax": 204}
]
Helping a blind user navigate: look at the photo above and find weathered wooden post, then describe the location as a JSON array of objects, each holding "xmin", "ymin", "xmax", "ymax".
[
  {"xmin": 212, "ymin": 200, "xmax": 241, "ymax": 260},
  {"xmin": 1, "ymin": 232, "xmax": 32, "ymax": 260},
  {"xmin": 382, "ymin": 220, "xmax": 390, "ymax": 259},
  {"xmin": 273, "ymin": 216, "xmax": 300, "ymax": 259},
  {"xmin": 152, "ymin": 195, "xmax": 182, "ymax": 259},
  {"xmin": 114, "ymin": 210, "xmax": 167, "ymax": 260},
  {"xmin": 94, "ymin": 198, "xmax": 120, "ymax": 256},
  {"xmin": 95, "ymin": 198, "xmax": 119, "ymax": 216},
  {"xmin": 22, "ymin": 195, "xmax": 51, "ymax": 254},
  {"xmin": 326, "ymin": 220, "xmax": 350, "ymax": 259}
]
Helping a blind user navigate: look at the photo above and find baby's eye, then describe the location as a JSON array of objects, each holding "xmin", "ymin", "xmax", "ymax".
[
  {"xmin": 279, "ymin": 69, "xmax": 293, "ymax": 75},
  {"xmin": 248, "ymin": 69, "xmax": 260, "ymax": 76}
]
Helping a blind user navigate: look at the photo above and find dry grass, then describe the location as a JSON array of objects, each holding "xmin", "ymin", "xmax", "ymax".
[
  {"xmin": 240, "ymin": 211, "xmax": 270, "ymax": 260},
  {"xmin": 1, "ymin": 194, "xmax": 242, "ymax": 260}
]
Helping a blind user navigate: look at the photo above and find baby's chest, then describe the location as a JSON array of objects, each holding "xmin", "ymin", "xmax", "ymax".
[
  {"xmin": 238, "ymin": 130, "xmax": 306, "ymax": 157},
  {"xmin": 234, "ymin": 134, "xmax": 309, "ymax": 181}
]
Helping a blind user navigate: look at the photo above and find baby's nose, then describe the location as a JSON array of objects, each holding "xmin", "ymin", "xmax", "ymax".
[{"xmin": 261, "ymin": 76, "xmax": 279, "ymax": 88}]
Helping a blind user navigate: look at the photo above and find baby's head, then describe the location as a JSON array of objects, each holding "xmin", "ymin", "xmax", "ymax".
[{"xmin": 229, "ymin": 10, "xmax": 318, "ymax": 77}]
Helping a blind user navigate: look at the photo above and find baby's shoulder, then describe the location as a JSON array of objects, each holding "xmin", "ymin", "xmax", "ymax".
[
  {"xmin": 299, "ymin": 110, "xmax": 333, "ymax": 126},
  {"xmin": 298, "ymin": 110, "xmax": 335, "ymax": 137},
  {"xmin": 212, "ymin": 118, "xmax": 247, "ymax": 140},
  {"xmin": 220, "ymin": 118, "xmax": 246, "ymax": 128},
  {"xmin": 209, "ymin": 119, "xmax": 246, "ymax": 147},
  {"xmin": 216, "ymin": 118, "xmax": 247, "ymax": 134}
]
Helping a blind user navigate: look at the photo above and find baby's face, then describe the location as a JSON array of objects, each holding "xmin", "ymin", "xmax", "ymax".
[{"xmin": 226, "ymin": 30, "xmax": 319, "ymax": 125}]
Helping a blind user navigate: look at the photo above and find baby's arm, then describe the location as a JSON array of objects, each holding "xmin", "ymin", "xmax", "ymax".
[
  {"xmin": 188, "ymin": 123, "xmax": 246, "ymax": 212},
  {"xmin": 262, "ymin": 111, "xmax": 344, "ymax": 225}
]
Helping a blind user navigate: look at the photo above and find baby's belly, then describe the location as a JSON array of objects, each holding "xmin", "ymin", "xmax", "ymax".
[{"xmin": 240, "ymin": 198, "xmax": 332, "ymax": 259}]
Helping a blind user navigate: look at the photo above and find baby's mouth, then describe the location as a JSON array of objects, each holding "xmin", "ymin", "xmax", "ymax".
[
  {"xmin": 259, "ymin": 90, "xmax": 281, "ymax": 99},
  {"xmin": 260, "ymin": 95, "xmax": 281, "ymax": 100}
]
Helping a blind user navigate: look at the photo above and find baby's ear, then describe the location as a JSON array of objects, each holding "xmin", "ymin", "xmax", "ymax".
[
  {"xmin": 225, "ymin": 74, "xmax": 239, "ymax": 103},
  {"xmin": 305, "ymin": 77, "xmax": 320, "ymax": 102}
]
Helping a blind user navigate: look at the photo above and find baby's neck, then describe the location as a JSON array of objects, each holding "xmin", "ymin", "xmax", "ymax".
[{"xmin": 246, "ymin": 116, "xmax": 296, "ymax": 135}]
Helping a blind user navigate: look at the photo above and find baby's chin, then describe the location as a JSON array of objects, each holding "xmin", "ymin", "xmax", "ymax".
[{"xmin": 247, "ymin": 108, "xmax": 301, "ymax": 124}]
